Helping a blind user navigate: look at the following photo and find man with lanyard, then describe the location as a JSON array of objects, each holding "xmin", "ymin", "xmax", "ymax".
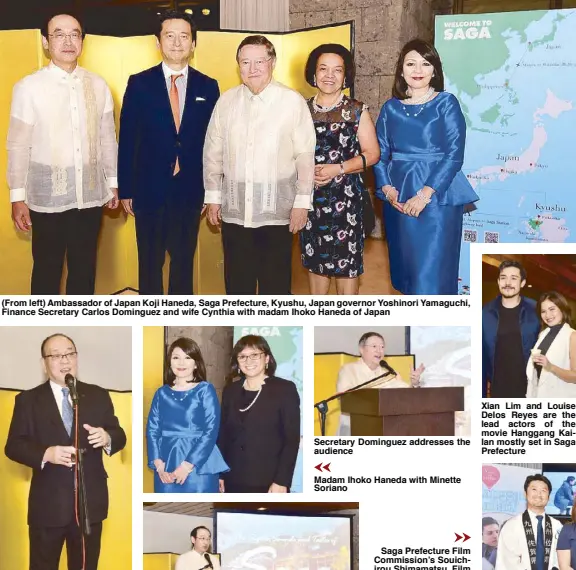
[
  {"xmin": 496, "ymin": 474, "xmax": 562, "ymax": 570},
  {"xmin": 482, "ymin": 260, "xmax": 540, "ymax": 397}
]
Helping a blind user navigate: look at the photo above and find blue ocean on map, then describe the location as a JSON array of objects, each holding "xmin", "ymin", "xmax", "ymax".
[{"xmin": 436, "ymin": 9, "xmax": 576, "ymax": 293}]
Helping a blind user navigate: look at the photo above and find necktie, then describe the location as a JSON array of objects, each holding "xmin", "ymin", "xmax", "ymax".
[
  {"xmin": 169, "ymin": 74, "xmax": 183, "ymax": 175},
  {"xmin": 61, "ymin": 387, "xmax": 74, "ymax": 436},
  {"xmin": 536, "ymin": 515, "xmax": 545, "ymax": 570}
]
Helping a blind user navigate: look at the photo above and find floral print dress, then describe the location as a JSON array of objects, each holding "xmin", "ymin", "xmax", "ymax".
[{"xmin": 300, "ymin": 96, "xmax": 367, "ymax": 278}]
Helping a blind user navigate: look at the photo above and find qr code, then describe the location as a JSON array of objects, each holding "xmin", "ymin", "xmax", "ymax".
[
  {"xmin": 463, "ymin": 230, "xmax": 477, "ymax": 242},
  {"xmin": 485, "ymin": 231, "xmax": 499, "ymax": 243}
]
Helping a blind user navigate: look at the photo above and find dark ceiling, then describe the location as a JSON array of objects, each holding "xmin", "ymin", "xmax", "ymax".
[
  {"xmin": 1, "ymin": 0, "xmax": 220, "ymax": 35},
  {"xmin": 482, "ymin": 254, "xmax": 576, "ymax": 302}
]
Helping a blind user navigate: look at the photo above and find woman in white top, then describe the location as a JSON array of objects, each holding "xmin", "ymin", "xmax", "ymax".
[
  {"xmin": 527, "ymin": 291, "xmax": 576, "ymax": 398},
  {"xmin": 336, "ymin": 332, "xmax": 424, "ymax": 434}
]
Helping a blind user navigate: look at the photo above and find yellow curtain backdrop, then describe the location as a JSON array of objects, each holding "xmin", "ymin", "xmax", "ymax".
[
  {"xmin": 143, "ymin": 326, "xmax": 165, "ymax": 493},
  {"xmin": 0, "ymin": 389, "xmax": 132, "ymax": 569},
  {"xmin": 0, "ymin": 23, "xmax": 352, "ymax": 294},
  {"xmin": 313, "ymin": 353, "xmax": 414, "ymax": 436},
  {"xmin": 143, "ymin": 553, "xmax": 178, "ymax": 570}
]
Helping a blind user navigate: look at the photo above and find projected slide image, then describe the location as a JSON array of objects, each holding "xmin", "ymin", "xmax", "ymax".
[
  {"xmin": 543, "ymin": 465, "xmax": 576, "ymax": 517},
  {"xmin": 216, "ymin": 511, "xmax": 353, "ymax": 570},
  {"xmin": 409, "ymin": 326, "xmax": 471, "ymax": 387},
  {"xmin": 143, "ymin": 503, "xmax": 358, "ymax": 570}
]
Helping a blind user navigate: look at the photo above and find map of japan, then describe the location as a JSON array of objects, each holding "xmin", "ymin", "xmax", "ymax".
[{"xmin": 436, "ymin": 9, "xmax": 576, "ymax": 292}]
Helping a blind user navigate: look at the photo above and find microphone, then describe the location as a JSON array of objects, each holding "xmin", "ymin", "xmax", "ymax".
[
  {"xmin": 379, "ymin": 360, "xmax": 397, "ymax": 377},
  {"xmin": 204, "ymin": 553, "xmax": 214, "ymax": 569},
  {"xmin": 64, "ymin": 373, "xmax": 79, "ymax": 404}
]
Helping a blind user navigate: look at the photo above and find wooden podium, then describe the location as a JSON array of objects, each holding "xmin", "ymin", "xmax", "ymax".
[{"xmin": 340, "ymin": 387, "xmax": 464, "ymax": 436}]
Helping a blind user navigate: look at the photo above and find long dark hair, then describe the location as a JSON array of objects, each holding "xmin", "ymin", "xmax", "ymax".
[
  {"xmin": 164, "ymin": 337, "xmax": 207, "ymax": 385},
  {"xmin": 537, "ymin": 291, "xmax": 572, "ymax": 329},
  {"xmin": 227, "ymin": 335, "xmax": 277, "ymax": 383},
  {"xmin": 392, "ymin": 38, "xmax": 444, "ymax": 99}
]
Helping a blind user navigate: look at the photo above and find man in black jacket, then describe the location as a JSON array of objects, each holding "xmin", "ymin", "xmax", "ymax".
[
  {"xmin": 5, "ymin": 333, "xmax": 127, "ymax": 570},
  {"xmin": 482, "ymin": 260, "xmax": 540, "ymax": 398}
]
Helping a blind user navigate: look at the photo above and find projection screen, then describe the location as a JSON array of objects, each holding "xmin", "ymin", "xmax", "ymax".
[{"xmin": 215, "ymin": 510, "xmax": 352, "ymax": 570}]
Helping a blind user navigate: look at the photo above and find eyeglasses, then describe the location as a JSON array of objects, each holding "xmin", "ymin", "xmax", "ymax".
[
  {"xmin": 163, "ymin": 32, "xmax": 192, "ymax": 43},
  {"xmin": 239, "ymin": 58, "xmax": 272, "ymax": 70},
  {"xmin": 364, "ymin": 344, "xmax": 385, "ymax": 350},
  {"xmin": 43, "ymin": 351, "xmax": 78, "ymax": 362},
  {"xmin": 48, "ymin": 32, "xmax": 83, "ymax": 42},
  {"xmin": 237, "ymin": 352, "xmax": 264, "ymax": 363}
]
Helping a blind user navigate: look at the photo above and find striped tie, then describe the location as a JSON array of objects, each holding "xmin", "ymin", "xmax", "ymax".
[{"xmin": 61, "ymin": 387, "xmax": 74, "ymax": 436}]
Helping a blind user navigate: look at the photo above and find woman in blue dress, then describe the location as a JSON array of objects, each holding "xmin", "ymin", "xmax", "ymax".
[
  {"xmin": 146, "ymin": 337, "xmax": 228, "ymax": 493},
  {"xmin": 374, "ymin": 39, "xmax": 479, "ymax": 295}
]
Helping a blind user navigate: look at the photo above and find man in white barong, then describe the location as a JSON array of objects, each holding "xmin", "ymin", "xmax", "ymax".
[
  {"xmin": 175, "ymin": 526, "xmax": 220, "ymax": 570},
  {"xmin": 6, "ymin": 12, "xmax": 118, "ymax": 294},
  {"xmin": 336, "ymin": 331, "xmax": 425, "ymax": 435},
  {"xmin": 496, "ymin": 474, "xmax": 562, "ymax": 570},
  {"xmin": 203, "ymin": 34, "xmax": 315, "ymax": 295}
]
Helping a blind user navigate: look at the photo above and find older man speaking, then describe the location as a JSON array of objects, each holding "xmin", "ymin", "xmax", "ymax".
[
  {"xmin": 203, "ymin": 35, "xmax": 315, "ymax": 295},
  {"xmin": 336, "ymin": 331, "xmax": 425, "ymax": 435}
]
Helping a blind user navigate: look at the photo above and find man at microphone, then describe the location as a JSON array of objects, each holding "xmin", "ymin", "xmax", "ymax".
[
  {"xmin": 336, "ymin": 332, "xmax": 425, "ymax": 435},
  {"xmin": 4, "ymin": 333, "xmax": 126, "ymax": 570},
  {"xmin": 176, "ymin": 526, "xmax": 220, "ymax": 570}
]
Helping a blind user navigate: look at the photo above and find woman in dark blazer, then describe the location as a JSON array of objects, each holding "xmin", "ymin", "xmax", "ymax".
[{"xmin": 218, "ymin": 335, "xmax": 301, "ymax": 493}]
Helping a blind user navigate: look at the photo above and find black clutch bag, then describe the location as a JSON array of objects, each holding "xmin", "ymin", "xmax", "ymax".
[
  {"xmin": 360, "ymin": 154, "xmax": 375, "ymax": 236},
  {"xmin": 363, "ymin": 189, "xmax": 376, "ymax": 237}
]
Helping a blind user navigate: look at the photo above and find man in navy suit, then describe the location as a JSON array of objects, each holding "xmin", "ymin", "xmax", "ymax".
[{"xmin": 118, "ymin": 11, "xmax": 219, "ymax": 294}]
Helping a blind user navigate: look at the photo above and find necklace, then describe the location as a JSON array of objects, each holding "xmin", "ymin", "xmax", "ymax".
[
  {"xmin": 239, "ymin": 381, "xmax": 263, "ymax": 412},
  {"xmin": 401, "ymin": 88, "xmax": 435, "ymax": 117},
  {"xmin": 312, "ymin": 92, "xmax": 344, "ymax": 113},
  {"xmin": 168, "ymin": 386, "xmax": 195, "ymax": 402}
]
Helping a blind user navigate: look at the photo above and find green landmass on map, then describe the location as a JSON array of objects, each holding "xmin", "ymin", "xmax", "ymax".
[
  {"xmin": 528, "ymin": 12, "xmax": 566, "ymax": 50},
  {"xmin": 271, "ymin": 327, "xmax": 298, "ymax": 365},
  {"xmin": 480, "ymin": 104, "xmax": 501, "ymax": 123},
  {"xmin": 436, "ymin": 11, "xmax": 549, "ymax": 99},
  {"xmin": 528, "ymin": 218, "xmax": 543, "ymax": 230}
]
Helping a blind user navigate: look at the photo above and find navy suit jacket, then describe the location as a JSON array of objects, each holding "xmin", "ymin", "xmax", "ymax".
[
  {"xmin": 5, "ymin": 380, "xmax": 126, "ymax": 527},
  {"xmin": 482, "ymin": 296, "xmax": 540, "ymax": 397},
  {"xmin": 118, "ymin": 63, "xmax": 219, "ymax": 211}
]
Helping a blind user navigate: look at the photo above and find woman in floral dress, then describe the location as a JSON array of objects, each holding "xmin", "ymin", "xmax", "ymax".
[{"xmin": 300, "ymin": 44, "xmax": 380, "ymax": 294}]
